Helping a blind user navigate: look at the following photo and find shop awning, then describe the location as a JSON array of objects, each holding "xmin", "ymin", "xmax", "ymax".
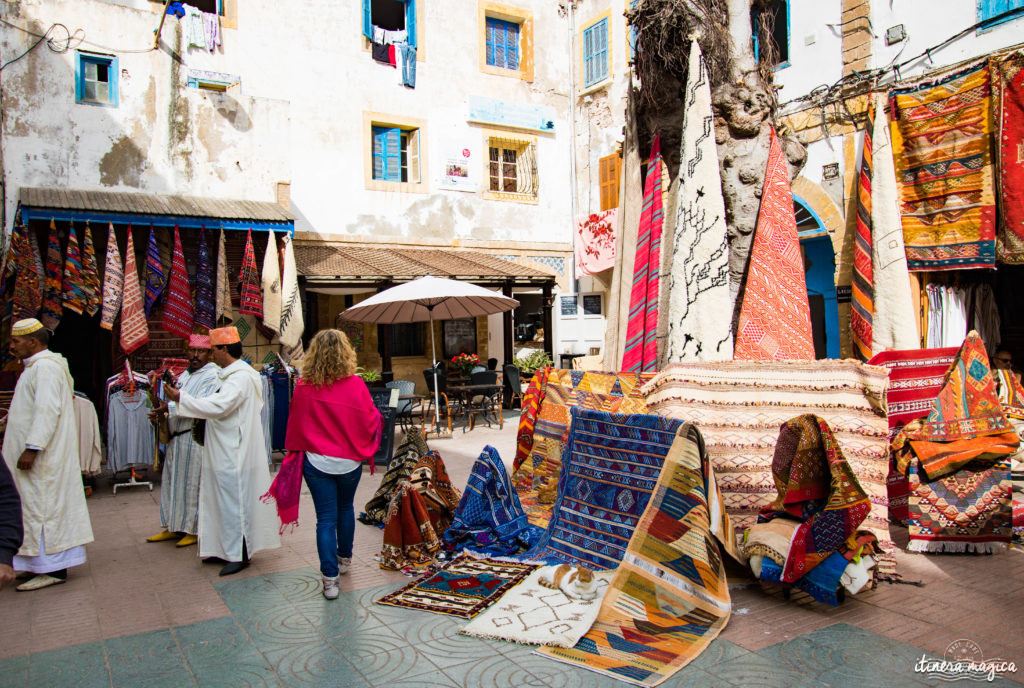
[
  {"xmin": 295, "ymin": 242, "xmax": 556, "ymax": 289},
  {"xmin": 17, "ymin": 187, "xmax": 294, "ymax": 233}
]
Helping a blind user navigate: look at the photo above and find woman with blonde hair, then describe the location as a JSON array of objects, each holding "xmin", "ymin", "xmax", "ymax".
[{"xmin": 263, "ymin": 329, "xmax": 381, "ymax": 599}]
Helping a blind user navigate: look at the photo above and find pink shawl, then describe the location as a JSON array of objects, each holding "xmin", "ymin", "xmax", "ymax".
[{"xmin": 262, "ymin": 375, "xmax": 383, "ymax": 530}]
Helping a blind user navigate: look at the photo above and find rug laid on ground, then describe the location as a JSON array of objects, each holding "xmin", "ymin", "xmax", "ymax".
[
  {"xmin": 514, "ymin": 366, "xmax": 550, "ymax": 472},
  {"xmin": 641, "ymin": 360, "xmax": 896, "ymax": 575},
  {"xmin": 891, "ymin": 333, "xmax": 1016, "ymax": 552},
  {"xmin": 890, "ymin": 59, "xmax": 996, "ymax": 271},
  {"xmin": 868, "ymin": 347, "xmax": 959, "ymax": 521},
  {"xmin": 444, "ymin": 445, "xmax": 542, "ymax": 556},
  {"xmin": 460, "ymin": 566, "xmax": 614, "ymax": 648},
  {"xmin": 536, "ymin": 422, "xmax": 731, "ymax": 687},
  {"xmin": 359, "ymin": 428, "xmax": 430, "ymax": 526},
  {"xmin": 512, "ymin": 369, "xmax": 653, "ymax": 529},
  {"xmin": 749, "ymin": 415, "xmax": 871, "ymax": 582},
  {"xmin": 376, "ymin": 553, "xmax": 539, "ymax": 618},
  {"xmin": 521, "ymin": 407, "xmax": 684, "ymax": 571}
]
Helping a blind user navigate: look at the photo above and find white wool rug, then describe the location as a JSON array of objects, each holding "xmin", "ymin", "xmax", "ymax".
[{"xmin": 459, "ymin": 568, "xmax": 613, "ymax": 649}]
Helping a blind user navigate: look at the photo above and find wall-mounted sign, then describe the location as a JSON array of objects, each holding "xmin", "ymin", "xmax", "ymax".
[
  {"xmin": 467, "ymin": 95, "xmax": 556, "ymax": 133},
  {"xmin": 438, "ymin": 137, "xmax": 480, "ymax": 192},
  {"xmin": 560, "ymin": 296, "xmax": 578, "ymax": 316}
]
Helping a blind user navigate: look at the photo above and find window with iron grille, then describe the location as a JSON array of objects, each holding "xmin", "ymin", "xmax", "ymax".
[{"xmin": 487, "ymin": 136, "xmax": 537, "ymax": 200}]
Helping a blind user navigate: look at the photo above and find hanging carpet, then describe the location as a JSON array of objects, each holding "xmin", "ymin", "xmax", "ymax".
[
  {"xmin": 851, "ymin": 103, "xmax": 875, "ymax": 361},
  {"xmin": 993, "ymin": 52, "xmax": 1024, "ymax": 263},
  {"xmin": 261, "ymin": 230, "xmax": 281, "ymax": 334},
  {"xmin": 216, "ymin": 229, "xmax": 233, "ymax": 322},
  {"xmin": 61, "ymin": 224, "xmax": 88, "ymax": 315},
  {"xmin": 890, "ymin": 60, "xmax": 996, "ymax": 271},
  {"xmin": 238, "ymin": 228, "xmax": 263, "ymax": 317},
  {"xmin": 143, "ymin": 226, "xmax": 166, "ymax": 317},
  {"xmin": 621, "ymin": 135, "xmax": 663, "ymax": 373},
  {"xmin": 734, "ymin": 128, "xmax": 815, "ymax": 361},
  {"xmin": 278, "ymin": 235, "xmax": 304, "ymax": 348},
  {"xmin": 11, "ymin": 222, "xmax": 41, "ymax": 321},
  {"xmin": 194, "ymin": 229, "xmax": 216, "ymax": 330},
  {"xmin": 513, "ymin": 366, "xmax": 550, "ymax": 472},
  {"xmin": 40, "ymin": 219, "xmax": 63, "ymax": 329},
  {"xmin": 120, "ymin": 228, "xmax": 150, "ymax": 354},
  {"xmin": 99, "ymin": 223, "xmax": 123, "ymax": 330},
  {"xmin": 162, "ymin": 226, "xmax": 194, "ymax": 338}
]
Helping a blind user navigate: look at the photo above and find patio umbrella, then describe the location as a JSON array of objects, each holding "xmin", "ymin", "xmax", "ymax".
[{"xmin": 339, "ymin": 275, "xmax": 519, "ymax": 432}]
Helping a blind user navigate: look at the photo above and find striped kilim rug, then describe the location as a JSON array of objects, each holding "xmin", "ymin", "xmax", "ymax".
[
  {"xmin": 641, "ymin": 360, "xmax": 896, "ymax": 575},
  {"xmin": 376, "ymin": 554, "xmax": 538, "ymax": 619},
  {"xmin": 536, "ymin": 423, "xmax": 731, "ymax": 687},
  {"xmin": 869, "ymin": 347, "xmax": 959, "ymax": 521},
  {"xmin": 512, "ymin": 369, "xmax": 652, "ymax": 529},
  {"xmin": 521, "ymin": 407, "xmax": 683, "ymax": 570}
]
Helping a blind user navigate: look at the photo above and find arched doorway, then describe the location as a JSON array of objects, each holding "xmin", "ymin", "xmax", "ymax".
[{"xmin": 794, "ymin": 196, "xmax": 840, "ymax": 359}]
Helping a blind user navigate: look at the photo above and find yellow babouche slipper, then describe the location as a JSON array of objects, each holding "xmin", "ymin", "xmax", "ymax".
[
  {"xmin": 16, "ymin": 574, "xmax": 66, "ymax": 592},
  {"xmin": 146, "ymin": 530, "xmax": 178, "ymax": 543},
  {"xmin": 175, "ymin": 535, "xmax": 198, "ymax": 547}
]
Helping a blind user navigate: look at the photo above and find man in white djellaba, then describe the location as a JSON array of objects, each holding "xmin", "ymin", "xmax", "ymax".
[
  {"xmin": 3, "ymin": 318, "xmax": 94, "ymax": 591},
  {"xmin": 163, "ymin": 325, "xmax": 280, "ymax": 575}
]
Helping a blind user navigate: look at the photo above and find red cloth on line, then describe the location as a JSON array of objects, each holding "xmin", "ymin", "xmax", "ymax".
[
  {"xmin": 262, "ymin": 375, "xmax": 382, "ymax": 530},
  {"xmin": 161, "ymin": 225, "xmax": 194, "ymax": 338},
  {"xmin": 735, "ymin": 128, "xmax": 815, "ymax": 361},
  {"xmin": 995, "ymin": 53, "xmax": 1024, "ymax": 263}
]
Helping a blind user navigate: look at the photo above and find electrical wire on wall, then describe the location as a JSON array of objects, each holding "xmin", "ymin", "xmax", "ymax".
[{"xmin": 780, "ymin": 5, "xmax": 1024, "ymax": 115}]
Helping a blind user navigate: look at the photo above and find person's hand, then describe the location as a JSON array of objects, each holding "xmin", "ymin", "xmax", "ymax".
[
  {"xmin": 0, "ymin": 563, "xmax": 14, "ymax": 590},
  {"xmin": 164, "ymin": 386, "xmax": 181, "ymax": 402},
  {"xmin": 16, "ymin": 449, "xmax": 37, "ymax": 470}
]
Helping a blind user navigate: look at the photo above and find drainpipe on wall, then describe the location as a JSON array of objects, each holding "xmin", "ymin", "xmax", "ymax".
[{"xmin": 563, "ymin": 0, "xmax": 580, "ymax": 359}]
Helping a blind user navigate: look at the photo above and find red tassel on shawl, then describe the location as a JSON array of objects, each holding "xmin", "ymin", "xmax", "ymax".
[{"xmin": 261, "ymin": 450, "xmax": 303, "ymax": 533}]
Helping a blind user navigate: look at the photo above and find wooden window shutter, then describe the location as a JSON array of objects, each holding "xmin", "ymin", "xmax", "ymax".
[
  {"xmin": 599, "ymin": 153, "xmax": 620, "ymax": 210},
  {"xmin": 407, "ymin": 129, "xmax": 421, "ymax": 183}
]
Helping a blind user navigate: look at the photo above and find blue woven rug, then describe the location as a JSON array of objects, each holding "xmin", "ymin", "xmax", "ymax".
[
  {"xmin": 443, "ymin": 445, "xmax": 542, "ymax": 556},
  {"xmin": 521, "ymin": 408, "xmax": 685, "ymax": 570}
]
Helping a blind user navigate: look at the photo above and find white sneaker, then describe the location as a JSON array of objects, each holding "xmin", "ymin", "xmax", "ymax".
[
  {"xmin": 322, "ymin": 576, "xmax": 339, "ymax": 600},
  {"xmin": 338, "ymin": 557, "xmax": 352, "ymax": 575}
]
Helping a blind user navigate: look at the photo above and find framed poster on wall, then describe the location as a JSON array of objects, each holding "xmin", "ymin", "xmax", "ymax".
[{"xmin": 443, "ymin": 318, "xmax": 477, "ymax": 359}]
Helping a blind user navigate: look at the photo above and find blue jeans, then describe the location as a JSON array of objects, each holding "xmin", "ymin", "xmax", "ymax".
[
  {"xmin": 401, "ymin": 44, "xmax": 416, "ymax": 87},
  {"xmin": 302, "ymin": 457, "xmax": 362, "ymax": 577}
]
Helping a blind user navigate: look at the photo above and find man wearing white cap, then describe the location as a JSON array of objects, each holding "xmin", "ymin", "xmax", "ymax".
[
  {"xmin": 146, "ymin": 334, "xmax": 220, "ymax": 548},
  {"xmin": 164, "ymin": 326, "xmax": 280, "ymax": 575},
  {"xmin": 3, "ymin": 318, "xmax": 93, "ymax": 591}
]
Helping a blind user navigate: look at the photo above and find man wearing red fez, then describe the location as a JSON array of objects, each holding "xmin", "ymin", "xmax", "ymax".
[
  {"xmin": 164, "ymin": 326, "xmax": 280, "ymax": 575},
  {"xmin": 146, "ymin": 334, "xmax": 219, "ymax": 548}
]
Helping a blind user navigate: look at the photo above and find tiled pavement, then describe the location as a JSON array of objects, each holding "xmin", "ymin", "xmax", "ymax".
[{"xmin": 1, "ymin": 411, "xmax": 1022, "ymax": 687}]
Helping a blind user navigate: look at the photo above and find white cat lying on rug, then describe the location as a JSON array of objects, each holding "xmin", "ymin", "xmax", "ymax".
[{"xmin": 537, "ymin": 564, "xmax": 607, "ymax": 601}]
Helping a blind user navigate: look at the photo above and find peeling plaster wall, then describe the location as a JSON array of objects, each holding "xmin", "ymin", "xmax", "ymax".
[
  {"xmin": 0, "ymin": 0, "xmax": 290, "ymax": 226},
  {"xmin": 0, "ymin": 0, "xmax": 573, "ymax": 251}
]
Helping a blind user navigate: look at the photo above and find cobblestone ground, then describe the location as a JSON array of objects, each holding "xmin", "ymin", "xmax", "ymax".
[{"xmin": 1, "ymin": 412, "xmax": 1021, "ymax": 687}]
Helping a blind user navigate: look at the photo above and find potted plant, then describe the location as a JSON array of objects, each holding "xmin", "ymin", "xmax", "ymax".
[
  {"xmin": 513, "ymin": 350, "xmax": 553, "ymax": 382},
  {"xmin": 450, "ymin": 352, "xmax": 481, "ymax": 377},
  {"xmin": 356, "ymin": 367, "xmax": 382, "ymax": 385}
]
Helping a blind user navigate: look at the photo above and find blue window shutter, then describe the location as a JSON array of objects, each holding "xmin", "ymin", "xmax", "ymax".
[
  {"xmin": 384, "ymin": 128, "xmax": 402, "ymax": 182},
  {"xmin": 507, "ymin": 22, "xmax": 519, "ymax": 70},
  {"xmin": 362, "ymin": 0, "xmax": 372, "ymax": 39},
  {"xmin": 583, "ymin": 24, "xmax": 594, "ymax": 86},
  {"xmin": 493, "ymin": 21, "xmax": 506, "ymax": 68},
  {"xmin": 486, "ymin": 20, "xmax": 496, "ymax": 66},
  {"xmin": 372, "ymin": 126, "xmax": 387, "ymax": 180},
  {"xmin": 406, "ymin": 0, "xmax": 417, "ymax": 48},
  {"xmin": 596, "ymin": 19, "xmax": 608, "ymax": 82}
]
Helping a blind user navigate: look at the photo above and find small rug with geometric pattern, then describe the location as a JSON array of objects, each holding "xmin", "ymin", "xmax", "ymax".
[
  {"xmin": 375, "ymin": 554, "xmax": 539, "ymax": 619},
  {"xmin": 460, "ymin": 567, "xmax": 613, "ymax": 648}
]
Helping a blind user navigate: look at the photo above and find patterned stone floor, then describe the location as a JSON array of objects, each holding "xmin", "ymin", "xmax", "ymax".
[{"xmin": 1, "ymin": 412, "xmax": 1022, "ymax": 687}]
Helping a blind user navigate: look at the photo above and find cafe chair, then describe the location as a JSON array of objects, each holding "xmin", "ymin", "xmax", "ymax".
[
  {"xmin": 385, "ymin": 379, "xmax": 419, "ymax": 431},
  {"xmin": 467, "ymin": 387, "xmax": 504, "ymax": 431},
  {"xmin": 422, "ymin": 367, "xmax": 456, "ymax": 434},
  {"xmin": 503, "ymin": 363, "xmax": 523, "ymax": 409}
]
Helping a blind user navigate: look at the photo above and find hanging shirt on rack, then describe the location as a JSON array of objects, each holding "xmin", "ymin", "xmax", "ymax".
[{"xmin": 106, "ymin": 389, "xmax": 155, "ymax": 473}]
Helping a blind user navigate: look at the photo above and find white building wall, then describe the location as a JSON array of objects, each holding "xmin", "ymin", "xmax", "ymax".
[
  {"xmin": 775, "ymin": 0, "xmax": 844, "ymax": 102},
  {"xmin": 0, "ymin": 0, "xmax": 574, "ymax": 252}
]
